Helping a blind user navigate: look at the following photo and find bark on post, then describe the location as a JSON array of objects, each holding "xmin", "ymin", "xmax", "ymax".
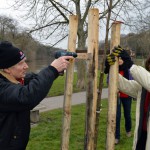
[
  {"xmin": 84, "ymin": 8, "xmax": 99, "ymax": 150},
  {"xmin": 61, "ymin": 15, "xmax": 78, "ymax": 150},
  {"xmin": 106, "ymin": 21, "xmax": 122, "ymax": 150}
]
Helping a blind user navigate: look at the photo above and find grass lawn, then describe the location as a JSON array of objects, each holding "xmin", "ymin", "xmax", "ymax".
[
  {"xmin": 47, "ymin": 72, "xmax": 108, "ymax": 97},
  {"xmin": 27, "ymin": 61, "xmax": 142, "ymax": 149},
  {"xmin": 27, "ymin": 99, "xmax": 136, "ymax": 150}
]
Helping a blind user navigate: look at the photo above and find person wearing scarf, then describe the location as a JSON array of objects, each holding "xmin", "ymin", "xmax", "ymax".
[{"xmin": 105, "ymin": 45, "xmax": 150, "ymax": 150}]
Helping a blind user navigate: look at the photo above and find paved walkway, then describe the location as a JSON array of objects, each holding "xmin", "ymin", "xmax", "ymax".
[{"xmin": 39, "ymin": 88, "xmax": 108, "ymax": 112}]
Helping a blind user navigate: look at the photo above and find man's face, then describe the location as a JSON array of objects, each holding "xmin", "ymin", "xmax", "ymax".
[{"xmin": 7, "ymin": 57, "xmax": 29, "ymax": 79}]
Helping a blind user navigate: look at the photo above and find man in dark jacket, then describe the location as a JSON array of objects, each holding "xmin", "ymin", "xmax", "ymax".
[{"xmin": 0, "ymin": 41, "xmax": 74, "ymax": 150}]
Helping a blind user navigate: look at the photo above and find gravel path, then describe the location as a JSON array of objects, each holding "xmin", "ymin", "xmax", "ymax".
[{"xmin": 39, "ymin": 88, "xmax": 108, "ymax": 112}]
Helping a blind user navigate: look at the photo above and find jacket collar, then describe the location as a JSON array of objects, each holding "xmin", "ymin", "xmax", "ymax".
[{"xmin": 0, "ymin": 70, "xmax": 20, "ymax": 84}]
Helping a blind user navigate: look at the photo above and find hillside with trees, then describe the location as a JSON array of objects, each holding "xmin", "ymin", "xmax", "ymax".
[
  {"xmin": 0, "ymin": 15, "xmax": 150, "ymax": 61},
  {"xmin": 100, "ymin": 31, "xmax": 150, "ymax": 57},
  {"xmin": 2, "ymin": 0, "xmax": 149, "ymax": 89},
  {"xmin": 0, "ymin": 15, "xmax": 63, "ymax": 62}
]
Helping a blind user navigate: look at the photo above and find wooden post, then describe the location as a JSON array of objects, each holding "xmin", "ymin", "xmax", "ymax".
[
  {"xmin": 61, "ymin": 15, "xmax": 78, "ymax": 150},
  {"xmin": 106, "ymin": 21, "xmax": 122, "ymax": 150},
  {"xmin": 84, "ymin": 8, "xmax": 99, "ymax": 150}
]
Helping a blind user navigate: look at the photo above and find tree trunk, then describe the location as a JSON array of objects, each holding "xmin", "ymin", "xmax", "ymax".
[{"xmin": 76, "ymin": 29, "xmax": 87, "ymax": 89}]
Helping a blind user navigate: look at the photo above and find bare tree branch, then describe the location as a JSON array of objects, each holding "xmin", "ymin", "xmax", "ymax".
[
  {"xmin": 48, "ymin": 0, "xmax": 70, "ymax": 22},
  {"xmin": 29, "ymin": 21, "xmax": 68, "ymax": 33}
]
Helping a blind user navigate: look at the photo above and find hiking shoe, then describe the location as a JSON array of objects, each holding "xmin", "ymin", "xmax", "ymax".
[
  {"xmin": 126, "ymin": 131, "xmax": 131, "ymax": 137},
  {"xmin": 115, "ymin": 139, "xmax": 119, "ymax": 145}
]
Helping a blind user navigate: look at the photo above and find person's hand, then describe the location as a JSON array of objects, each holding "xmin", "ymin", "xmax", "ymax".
[
  {"xmin": 51, "ymin": 56, "xmax": 74, "ymax": 73},
  {"xmin": 104, "ymin": 53, "xmax": 116, "ymax": 74},
  {"xmin": 106, "ymin": 53, "xmax": 116, "ymax": 65},
  {"xmin": 113, "ymin": 45, "xmax": 134, "ymax": 69},
  {"xmin": 112, "ymin": 45, "xmax": 124, "ymax": 57}
]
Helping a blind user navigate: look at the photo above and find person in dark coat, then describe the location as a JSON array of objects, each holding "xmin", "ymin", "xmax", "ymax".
[{"xmin": 0, "ymin": 41, "xmax": 74, "ymax": 150}]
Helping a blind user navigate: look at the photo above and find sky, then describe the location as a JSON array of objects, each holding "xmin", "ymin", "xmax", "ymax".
[
  {"xmin": 0, "ymin": 1, "xmax": 28, "ymax": 27},
  {"xmin": 0, "ymin": 0, "xmax": 131, "ymax": 49},
  {"xmin": 0, "ymin": 0, "xmax": 69, "ymax": 48}
]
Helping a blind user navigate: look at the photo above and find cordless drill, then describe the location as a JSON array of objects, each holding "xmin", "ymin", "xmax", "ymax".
[
  {"xmin": 54, "ymin": 50, "xmax": 77, "ymax": 59},
  {"xmin": 54, "ymin": 50, "xmax": 78, "ymax": 75}
]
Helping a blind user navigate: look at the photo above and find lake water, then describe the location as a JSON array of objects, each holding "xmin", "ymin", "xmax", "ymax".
[
  {"xmin": 27, "ymin": 58, "xmax": 54, "ymax": 73},
  {"xmin": 27, "ymin": 58, "xmax": 77, "ymax": 73},
  {"xmin": 28, "ymin": 58, "xmax": 144, "ymax": 74}
]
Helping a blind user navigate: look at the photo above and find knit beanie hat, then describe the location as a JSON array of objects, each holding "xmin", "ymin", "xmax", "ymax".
[{"xmin": 0, "ymin": 41, "xmax": 25, "ymax": 69}]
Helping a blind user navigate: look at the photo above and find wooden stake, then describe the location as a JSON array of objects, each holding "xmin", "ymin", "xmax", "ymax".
[
  {"xmin": 61, "ymin": 15, "xmax": 78, "ymax": 150},
  {"xmin": 84, "ymin": 8, "xmax": 99, "ymax": 150},
  {"xmin": 106, "ymin": 21, "xmax": 122, "ymax": 150}
]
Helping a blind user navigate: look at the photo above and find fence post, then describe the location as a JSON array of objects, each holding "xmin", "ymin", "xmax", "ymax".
[
  {"xmin": 84, "ymin": 8, "xmax": 99, "ymax": 150},
  {"xmin": 61, "ymin": 15, "xmax": 78, "ymax": 150},
  {"xmin": 106, "ymin": 21, "xmax": 122, "ymax": 150}
]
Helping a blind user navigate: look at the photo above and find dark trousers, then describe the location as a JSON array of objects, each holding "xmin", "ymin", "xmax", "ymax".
[
  {"xmin": 115, "ymin": 97, "xmax": 132, "ymax": 139},
  {"xmin": 136, "ymin": 130, "xmax": 147, "ymax": 150}
]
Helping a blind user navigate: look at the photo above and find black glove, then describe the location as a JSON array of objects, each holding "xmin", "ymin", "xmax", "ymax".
[
  {"xmin": 104, "ymin": 53, "xmax": 116, "ymax": 74},
  {"xmin": 112, "ymin": 45, "xmax": 124, "ymax": 56},
  {"xmin": 121, "ymin": 51, "xmax": 133, "ymax": 69},
  {"xmin": 113, "ymin": 45, "xmax": 133, "ymax": 69},
  {"xmin": 106, "ymin": 53, "xmax": 116, "ymax": 65}
]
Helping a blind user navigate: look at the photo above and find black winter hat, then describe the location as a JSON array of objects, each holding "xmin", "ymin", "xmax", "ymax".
[{"xmin": 0, "ymin": 41, "xmax": 25, "ymax": 69}]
